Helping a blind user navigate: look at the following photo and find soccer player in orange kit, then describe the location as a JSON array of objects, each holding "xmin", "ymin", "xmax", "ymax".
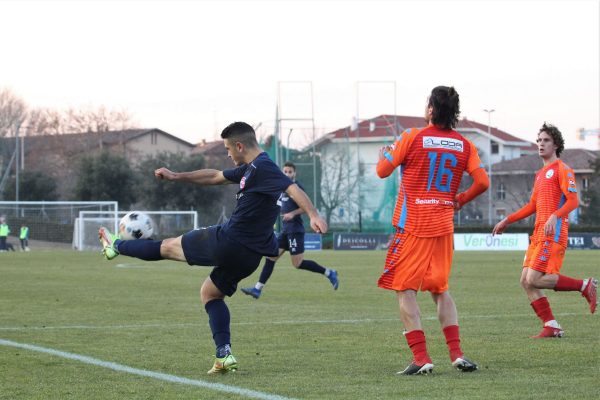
[
  {"xmin": 493, "ymin": 123, "xmax": 597, "ymax": 339},
  {"xmin": 376, "ymin": 86, "xmax": 489, "ymax": 375}
]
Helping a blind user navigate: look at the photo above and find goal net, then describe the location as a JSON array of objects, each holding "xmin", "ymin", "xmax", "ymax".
[
  {"xmin": 0, "ymin": 201, "xmax": 118, "ymax": 249},
  {"xmin": 73, "ymin": 210, "xmax": 199, "ymax": 251}
]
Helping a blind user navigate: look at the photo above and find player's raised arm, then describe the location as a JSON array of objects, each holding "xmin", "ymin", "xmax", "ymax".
[
  {"xmin": 285, "ymin": 183, "xmax": 328, "ymax": 234},
  {"xmin": 154, "ymin": 167, "xmax": 232, "ymax": 185}
]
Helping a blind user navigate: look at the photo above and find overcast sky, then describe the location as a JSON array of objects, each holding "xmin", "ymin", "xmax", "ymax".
[{"xmin": 1, "ymin": 0, "xmax": 598, "ymax": 150}]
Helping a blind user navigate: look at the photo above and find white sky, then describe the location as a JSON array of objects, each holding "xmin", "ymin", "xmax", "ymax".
[{"xmin": 1, "ymin": 0, "xmax": 598, "ymax": 150}]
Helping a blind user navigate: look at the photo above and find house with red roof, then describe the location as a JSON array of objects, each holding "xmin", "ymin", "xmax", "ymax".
[{"xmin": 308, "ymin": 115, "xmax": 537, "ymax": 229}]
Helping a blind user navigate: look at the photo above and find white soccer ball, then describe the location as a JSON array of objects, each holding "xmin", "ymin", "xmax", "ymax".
[{"xmin": 118, "ymin": 212, "xmax": 154, "ymax": 240}]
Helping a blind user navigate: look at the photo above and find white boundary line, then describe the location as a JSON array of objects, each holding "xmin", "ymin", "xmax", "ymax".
[
  {"xmin": 0, "ymin": 313, "xmax": 583, "ymax": 332},
  {"xmin": 0, "ymin": 339, "xmax": 296, "ymax": 400}
]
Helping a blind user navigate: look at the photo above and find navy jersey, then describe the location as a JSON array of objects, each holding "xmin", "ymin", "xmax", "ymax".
[
  {"xmin": 222, "ymin": 152, "xmax": 293, "ymax": 256},
  {"xmin": 278, "ymin": 180, "xmax": 305, "ymax": 234}
]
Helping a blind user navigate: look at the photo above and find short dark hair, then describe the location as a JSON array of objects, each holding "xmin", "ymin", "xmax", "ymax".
[
  {"xmin": 538, "ymin": 122, "xmax": 564, "ymax": 157},
  {"xmin": 428, "ymin": 86, "xmax": 460, "ymax": 129},
  {"xmin": 283, "ymin": 161, "xmax": 296, "ymax": 170},
  {"xmin": 221, "ymin": 122, "xmax": 258, "ymax": 148}
]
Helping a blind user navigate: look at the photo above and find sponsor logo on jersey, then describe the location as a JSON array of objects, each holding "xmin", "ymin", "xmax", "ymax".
[
  {"xmin": 568, "ymin": 179, "xmax": 575, "ymax": 185},
  {"xmin": 423, "ymin": 136, "xmax": 464, "ymax": 152},
  {"xmin": 240, "ymin": 176, "xmax": 247, "ymax": 189},
  {"xmin": 415, "ymin": 198, "xmax": 455, "ymax": 206},
  {"xmin": 545, "ymin": 169, "xmax": 554, "ymax": 179}
]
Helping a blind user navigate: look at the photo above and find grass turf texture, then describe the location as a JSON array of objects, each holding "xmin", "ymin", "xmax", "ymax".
[{"xmin": 0, "ymin": 250, "xmax": 598, "ymax": 399}]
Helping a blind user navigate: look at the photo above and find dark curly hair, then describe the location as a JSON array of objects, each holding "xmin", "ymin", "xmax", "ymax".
[
  {"xmin": 538, "ymin": 122, "xmax": 564, "ymax": 157},
  {"xmin": 428, "ymin": 86, "xmax": 460, "ymax": 129}
]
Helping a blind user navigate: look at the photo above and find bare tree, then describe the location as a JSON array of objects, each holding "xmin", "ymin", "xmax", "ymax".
[
  {"xmin": 27, "ymin": 105, "xmax": 137, "ymax": 135},
  {"xmin": 0, "ymin": 88, "xmax": 28, "ymax": 137},
  {"xmin": 318, "ymin": 149, "xmax": 361, "ymax": 226}
]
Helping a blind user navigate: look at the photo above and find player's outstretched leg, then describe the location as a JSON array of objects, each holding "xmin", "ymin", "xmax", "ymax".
[
  {"xmin": 581, "ymin": 277, "xmax": 598, "ymax": 314},
  {"xmin": 99, "ymin": 227, "xmax": 165, "ymax": 262},
  {"xmin": 295, "ymin": 258, "xmax": 339, "ymax": 290},
  {"xmin": 553, "ymin": 275, "xmax": 598, "ymax": 314},
  {"xmin": 99, "ymin": 227, "xmax": 120, "ymax": 260}
]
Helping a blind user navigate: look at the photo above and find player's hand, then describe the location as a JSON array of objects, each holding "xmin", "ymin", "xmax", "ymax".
[
  {"xmin": 310, "ymin": 215, "xmax": 328, "ymax": 234},
  {"xmin": 453, "ymin": 193, "xmax": 465, "ymax": 210},
  {"xmin": 378, "ymin": 145, "xmax": 392, "ymax": 161},
  {"xmin": 492, "ymin": 218, "xmax": 509, "ymax": 236},
  {"xmin": 282, "ymin": 212, "xmax": 294, "ymax": 222},
  {"xmin": 155, "ymin": 167, "xmax": 175, "ymax": 181},
  {"xmin": 544, "ymin": 214, "xmax": 557, "ymax": 237}
]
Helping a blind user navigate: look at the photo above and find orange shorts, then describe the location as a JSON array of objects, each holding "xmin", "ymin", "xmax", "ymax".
[
  {"xmin": 378, "ymin": 230, "xmax": 453, "ymax": 294},
  {"xmin": 523, "ymin": 237, "xmax": 566, "ymax": 274}
]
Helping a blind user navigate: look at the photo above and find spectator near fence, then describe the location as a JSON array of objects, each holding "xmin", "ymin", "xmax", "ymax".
[
  {"xmin": 0, "ymin": 219, "xmax": 10, "ymax": 252},
  {"xmin": 20, "ymin": 225, "xmax": 30, "ymax": 252}
]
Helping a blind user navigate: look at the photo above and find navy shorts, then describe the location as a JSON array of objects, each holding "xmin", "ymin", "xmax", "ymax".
[
  {"xmin": 278, "ymin": 232, "xmax": 305, "ymax": 255},
  {"xmin": 181, "ymin": 225, "xmax": 262, "ymax": 296}
]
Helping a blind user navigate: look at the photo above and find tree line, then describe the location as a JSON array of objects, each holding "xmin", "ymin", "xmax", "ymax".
[{"xmin": 0, "ymin": 87, "xmax": 136, "ymax": 137}]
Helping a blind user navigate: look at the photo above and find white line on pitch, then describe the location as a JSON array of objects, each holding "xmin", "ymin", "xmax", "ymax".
[
  {"xmin": 0, "ymin": 339, "xmax": 295, "ymax": 400},
  {"xmin": 0, "ymin": 312, "xmax": 583, "ymax": 332}
]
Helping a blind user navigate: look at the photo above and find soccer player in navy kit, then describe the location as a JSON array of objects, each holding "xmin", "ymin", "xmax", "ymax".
[
  {"xmin": 98, "ymin": 122, "xmax": 328, "ymax": 374},
  {"xmin": 241, "ymin": 162, "xmax": 338, "ymax": 299}
]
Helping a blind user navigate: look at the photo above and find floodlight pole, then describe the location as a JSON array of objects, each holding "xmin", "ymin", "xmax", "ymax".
[
  {"xmin": 483, "ymin": 109, "xmax": 495, "ymax": 226},
  {"xmin": 14, "ymin": 122, "xmax": 20, "ymax": 214}
]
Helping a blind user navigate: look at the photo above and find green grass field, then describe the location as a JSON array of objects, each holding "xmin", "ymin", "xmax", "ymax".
[{"xmin": 1, "ymin": 249, "xmax": 598, "ymax": 399}]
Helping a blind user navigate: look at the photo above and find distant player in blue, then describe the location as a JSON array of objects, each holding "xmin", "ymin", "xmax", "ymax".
[
  {"xmin": 241, "ymin": 162, "xmax": 338, "ymax": 299},
  {"xmin": 98, "ymin": 122, "xmax": 328, "ymax": 374}
]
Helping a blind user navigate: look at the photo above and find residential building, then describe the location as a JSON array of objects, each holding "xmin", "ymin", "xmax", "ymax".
[
  {"xmin": 310, "ymin": 115, "xmax": 536, "ymax": 229},
  {"xmin": 490, "ymin": 148, "xmax": 598, "ymax": 224}
]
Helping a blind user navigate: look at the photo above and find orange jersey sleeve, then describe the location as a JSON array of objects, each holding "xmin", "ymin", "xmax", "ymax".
[
  {"xmin": 455, "ymin": 168, "xmax": 489, "ymax": 207},
  {"xmin": 507, "ymin": 187, "xmax": 537, "ymax": 223},
  {"xmin": 455, "ymin": 140, "xmax": 488, "ymax": 207},
  {"xmin": 376, "ymin": 128, "xmax": 419, "ymax": 178}
]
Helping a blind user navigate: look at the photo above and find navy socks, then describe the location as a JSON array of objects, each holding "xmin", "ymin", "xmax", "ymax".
[
  {"xmin": 259, "ymin": 258, "xmax": 276, "ymax": 284},
  {"xmin": 205, "ymin": 299, "xmax": 231, "ymax": 356},
  {"xmin": 298, "ymin": 259, "xmax": 326, "ymax": 274},
  {"xmin": 115, "ymin": 239, "xmax": 163, "ymax": 261}
]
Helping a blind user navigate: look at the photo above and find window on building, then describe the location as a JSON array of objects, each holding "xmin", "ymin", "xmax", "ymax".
[
  {"xmin": 491, "ymin": 141, "xmax": 499, "ymax": 154},
  {"xmin": 497, "ymin": 182, "xmax": 506, "ymax": 200},
  {"xmin": 583, "ymin": 177, "xmax": 589, "ymax": 191},
  {"xmin": 151, "ymin": 132, "xmax": 158, "ymax": 145},
  {"xmin": 496, "ymin": 208, "xmax": 506, "ymax": 221}
]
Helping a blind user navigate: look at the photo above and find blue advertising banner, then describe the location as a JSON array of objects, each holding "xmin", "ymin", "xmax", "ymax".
[
  {"xmin": 567, "ymin": 233, "xmax": 600, "ymax": 250},
  {"xmin": 333, "ymin": 233, "xmax": 391, "ymax": 250},
  {"xmin": 304, "ymin": 233, "xmax": 322, "ymax": 251}
]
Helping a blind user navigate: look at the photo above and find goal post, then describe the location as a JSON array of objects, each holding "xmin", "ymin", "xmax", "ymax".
[
  {"xmin": 0, "ymin": 201, "xmax": 118, "ymax": 249},
  {"xmin": 74, "ymin": 210, "xmax": 199, "ymax": 251}
]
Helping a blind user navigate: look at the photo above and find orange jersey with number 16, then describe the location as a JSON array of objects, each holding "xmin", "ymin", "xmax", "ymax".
[{"xmin": 377, "ymin": 125, "xmax": 483, "ymax": 237}]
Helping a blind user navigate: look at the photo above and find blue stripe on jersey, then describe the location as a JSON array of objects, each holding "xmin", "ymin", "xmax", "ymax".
[
  {"xmin": 554, "ymin": 194, "xmax": 566, "ymax": 243},
  {"xmin": 384, "ymin": 151, "xmax": 393, "ymax": 162},
  {"xmin": 398, "ymin": 188, "xmax": 407, "ymax": 230},
  {"xmin": 568, "ymin": 188, "xmax": 577, "ymax": 193}
]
